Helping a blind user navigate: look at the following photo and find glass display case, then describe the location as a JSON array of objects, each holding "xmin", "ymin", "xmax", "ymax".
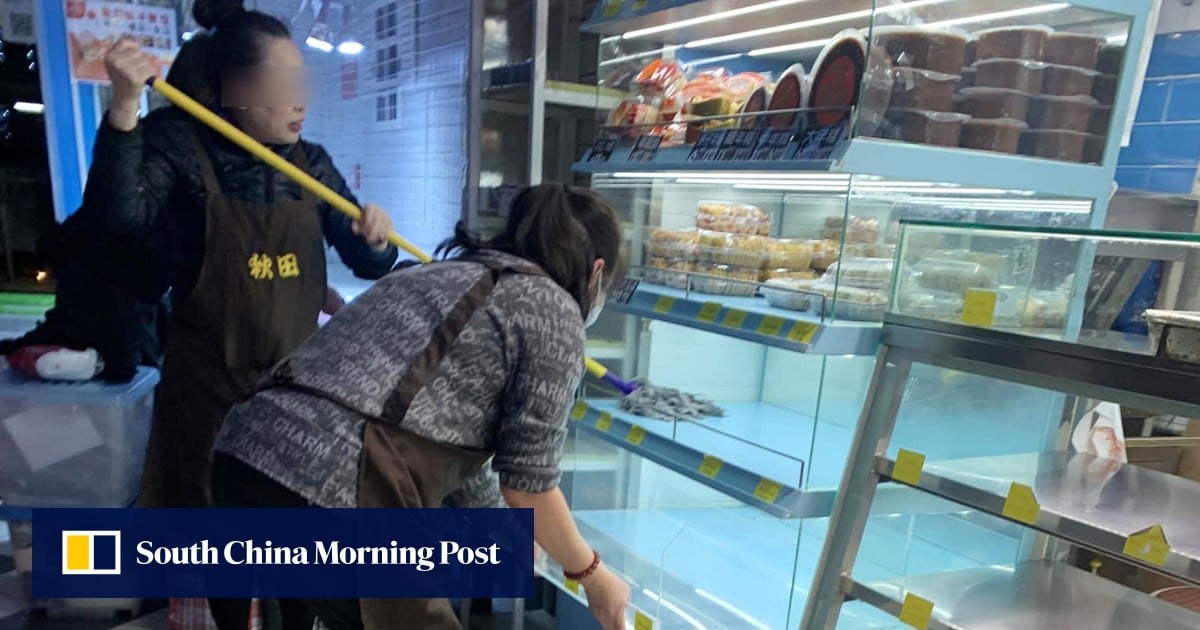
[
  {"xmin": 547, "ymin": 1, "xmax": 1158, "ymax": 629},
  {"xmin": 802, "ymin": 223, "xmax": 1200, "ymax": 629}
]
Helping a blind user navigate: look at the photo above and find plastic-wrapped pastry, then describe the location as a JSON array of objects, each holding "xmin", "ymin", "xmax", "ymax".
[
  {"xmin": 808, "ymin": 282, "xmax": 889, "ymax": 322},
  {"xmin": 823, "ymin": 215, "xmax": 880, "ymax": 244},
  {"xmin": 692, "ymin": 263, "xmax": 760, "ymax": 296},
  {"xmin": 842, "ymin": 243, "xmax": 896, "ymax": 259},
  {"xmin": 913, "ymin": 258, "xmax": 998, "ymax": 292},
  {"xmin": 825, "ymin": 257, "xmax": 895, "ymax": 290},
  {"xmin": 696, "ymin": 201, "xmax": 772, "ymax": 235},
  {"xmin": 765, "ymin": 239, "xmax": 813, "ymax": 270},
  {"xmin": 898, "ymin": 291, "xmax": 965, "ymax": 320},
  {"xmin": 697, "ymin": 231, "xmax": 768, "ymax": 268},
  {"xmin": 647, "ymin": 227, "xmax": 701, "ymax": 260},
  {"xmin": 645, "ymin": 257, "xmax": 695, "ymax": 290},
  {"xmin": 762, "ymin": 268, "xmax": 820, "ymax": 281},
  {"xmin": 1018, "ymin": 289, "xmax": 1069, "ymax": 328},
  {"xmin": 762, "ymin": 278, "xmax": 818, "ymax": 311},
  {"xmin": 808, "ymin": 239, "xmax": 841, "ymax": 270}
]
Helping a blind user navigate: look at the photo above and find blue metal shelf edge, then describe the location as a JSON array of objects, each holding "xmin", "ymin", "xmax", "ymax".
[{"xmin": 610, "ymin": 283, "xmax": 882, "ymax": 356}]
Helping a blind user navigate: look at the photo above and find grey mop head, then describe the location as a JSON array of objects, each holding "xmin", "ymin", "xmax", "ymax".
[{"xmin": 618, "ymin": 381, "xmax": 725, "ymax": 422}]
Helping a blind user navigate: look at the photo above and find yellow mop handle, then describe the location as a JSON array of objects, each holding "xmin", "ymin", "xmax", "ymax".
[
  {"xmin": 148, "ymin": 78, "xmax": 431, "ymax": 263},
  {"xmin": 148, "ymin": 78, "xmax": 613, "ymax": 384}
]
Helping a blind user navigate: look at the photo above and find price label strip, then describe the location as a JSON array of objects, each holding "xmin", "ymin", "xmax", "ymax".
[
  {"xmin": 1124, "ymin": 525, "xmax": 1170, "ymax": 566},
  {"xmin": 595, "ymin": 412, "xmax": 614, "ymax": 433},
  {"xmin": 722, "ymin": 309, "xmax": 749, "ymax": 329},
  {"xmin": 626, "ymin": 425, "xmax": 647, "ymax": 446},
  {"xmin": 653, "ymin": 296, "xmax": 676, "ymax": 314},
  {"xmin": 588, "ymin": 138, "xmax": 618, "ymax": 163},
  {"xmin": 962, "ymin": 288, "xmax": 998, "ymax": 328},
  {"xmin": 602, "ymin": 0, "xmax": 623, "ymax": 18},
  {"xmin": 892, "ymin": 449, "xmax": 926, "ymax": 486},
  {"xmin": 794, "ymin": 122, "xmax": 847, "ymax": 161},
  {"xmin": 628, "ymin": 134, "xmax": 663, "ymax": 162},
  {"xmin": 751, "ymin": 129, "xmax": 795, "ymax": 161},
  {"xmin": 757, "ymin": 315, "xmax": 787, "ymax": 337},
  {"xmin": 898, "ymin": 592, "xmax": 934, "ymax": 630},
  {"xmin": 717, "ymin": 129, "xmax": 763, "ymax": 161},
  {"xmin": 687, "ymin": 130, "xmax": 729, "ymax": 162},
  {"xmin": 697, "ymin": 302, "xmax": 722, "ymax": 324},
  {"xmin": 564, "ymin": 578, "xmax": 581, "ymax": 595},
  {"xmin": 634, "ymin": 610, "xmax": 655, "ymax": 630},
  {"xmin": 699, "ymin": 455, "xmax": 724, "ymax": 478},
  {"xmin": 787, "ymin": 321, "xmax": 819, "ymax": 345},
  {"xmin": 570, "ymin": 401, "xmax": 588, "ymax": 421},
  {"xmin": 753, "ymin": 477, "xmax": 782, "ymax": 504},
  {"xmin": 1001, "ymin": 482, "xmax": 1040, "ymax": 526}
]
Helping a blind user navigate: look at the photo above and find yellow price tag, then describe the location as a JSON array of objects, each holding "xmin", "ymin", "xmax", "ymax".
[
  {"xmin": 787, "ymin": 321, "xmax": 819, "ymax": 344},
  {"xmin": 892, "ymin": 449, "xmax": 926, "ymax": 486},
  {"xmin": 699, "ymin": 455, "xmax": 723, "ymax": 478},
  {"xmin": 569, "ymin": 401, "xmax": 588, "ymax": 421},
  {"xmin": 603, "ymin": 0, "xmax": 623, "ymax": 18},
  {"xmin": 564, "ymin": 578, "xmax": 581, "ymax": 595},
  {"xmin": 595, "ymin": 412, "xmax": 614, "ymax": 433},
  {"xmin": 653, "ymin": 296, "xmax": 676, "ymax": 314},
  {"xmin": 722, "ymin": 309, "xmax": 749, "ymax": 328},
  {"xmin": 898, "ymin": 593, "xmax": 934, "ymax": 630},
  {"xmin": 627, "ymin": 425, "xmax": 647, "ymax": 446},
  {"xmin": 753, "ymin": 478, "xmax": 782, "ymax": 503},
  {"xmin": 1001, "ymin": 482, "xmax": 1040, "ymax": 526},
  {"xmin": 633, "ymin": 0, "xmax": 650, "ymax": 9},
  {"xmin": 757, "ymin": 315, "xmax": 786, "ymax": 336},
  {"xmin": 1124, "ymin": 525, "xmax": 1170, "ymax": 566},
  {"xmin": 634, "ymin": 611, "xmax": 654, "ymax": 630},
  {"xmin": 961, "ymin": 288, "xmax": 998, "ymax": 327},
  {"xmin": 697, "ymin": 302, "xmax": 722, "ymax": 323}
]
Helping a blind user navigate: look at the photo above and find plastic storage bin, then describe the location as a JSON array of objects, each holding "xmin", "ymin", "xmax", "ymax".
[
  {"xmin": 960, "ymin": 117, "xmax": 1027, "ymax": 154},
  {"xmin": 957, "ymin": 87, "xmax": 1032, "ymax": 120},
  {"xmin": 972, "ymin": 58, "xmax": 1046, "ymax": 93},
  {"xmin": 1026, "ymin": 94, "xmax": 1098, "ymax": 132},
  {"xmin": 889, "ymin": 67, "xmax": 960, "ymax": 110},
  {"xmin": 882, "ymin": 109, "xmax": 969, "ymax": 146},
  {"xmin": 1019, "ymin": 129, "xmax": 1088, "ymax": 162},
  {"xmin": 974, "ymin": 26, "xmax": 1052, "ymax": 61},
  {"xmin": 1043, "ymin": 32, "xmax": 1104, "ymax": 69},
  {"xmin": 1041, "ymin": 63, "xmax": 1100, "ymax": 97},
  {"xmin": 871, "ymin": 26, "xmax": 969, "ymax": 75},
  {"xmin": 0, "ymin": 366, "xmax": 159, "ymax": 508}
]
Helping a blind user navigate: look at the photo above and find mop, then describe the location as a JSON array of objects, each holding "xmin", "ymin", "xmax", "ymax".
[{"xmin": 146, "ymin": 78, "xmax": 724, "ymax": 423}]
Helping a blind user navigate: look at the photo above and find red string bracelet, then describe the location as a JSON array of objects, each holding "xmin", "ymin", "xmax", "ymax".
[{"xmin": 564, "ymin": 550, "xmax": 600, "ymax": 581}]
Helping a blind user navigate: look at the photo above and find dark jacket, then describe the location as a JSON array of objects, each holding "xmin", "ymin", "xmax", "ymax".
[{"xmin": 83, "ymin": 106, "xmax": 398, "ymax": 302}]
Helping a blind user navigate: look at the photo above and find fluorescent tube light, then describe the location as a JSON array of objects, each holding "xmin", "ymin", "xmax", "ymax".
[
  {"xmin": 599, "ymin": 45, "xmax": 681, "ymax": 67},
  {"xmin": 749, "ymin": 38, "xmax": 830, "ymax": 57},
  {"xmin": 923, "ymin": 3, "xmax": 1070, "ymax": 29},
  {"xmin": 623, "ymin": 0, "xmax": 820, "ymax": 40},
  {"xmin": 687, "ymin": 0, "xmax": 954, "ymax": 50},
  {"xmin": 14, "ymin": 102, "xmax": 44, "ymax": 114}
]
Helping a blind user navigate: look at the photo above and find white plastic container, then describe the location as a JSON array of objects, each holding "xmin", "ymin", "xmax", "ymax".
[
  {"xmin": 762, "ymin": 278, "xmax": 816, "ymax": 312},
  {"xmin": 0, "ymin": 366, "xmax": 159, "ymax": 508}
]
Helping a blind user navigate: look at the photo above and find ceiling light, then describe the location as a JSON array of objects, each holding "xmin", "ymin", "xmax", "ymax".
[
  {"xmin": 922, "ymin": 3, "xmax": 1070, "ymax": 29},
  {"xmin": 306, "ymin": 22, "xmax": 334, "ymax": 53},
  {"xmin": 337, "ymin": 38, "xmax": 364, "ymax": 55},
  {"xmin": 13, "ymin": 102, "xmax": 43, "ymax": 114},
  {"xmin": 623, "ymin": 0, "xmax": 820, "ymax": 40}
]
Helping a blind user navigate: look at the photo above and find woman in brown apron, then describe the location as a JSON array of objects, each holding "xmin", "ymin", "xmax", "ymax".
[
  {"xmin": 211, "ymin": 184, "xmax": 632, "ymax": 630},
  {"xmin": 99, "ymin": 2, "xmax": 397, "ymax": 510}
]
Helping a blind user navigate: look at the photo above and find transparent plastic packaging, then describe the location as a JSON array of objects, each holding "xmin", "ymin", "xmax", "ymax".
[
  {"xmin": 761, "ymin": 278, "xmax": 817, "ymax": 312},
  {"xmin": 762, "ymin": 268, "xmax": 820, "ymax": 282},
  {"xmin": 889, "ymin": 67, "xmax": 960, "ymax": 111},
  {"xmin": 842, "ymin": 243, "xmax": 897, "ymax": 259},
  {"xmin": 692, "ymin": 263, "xmax": 760, "ymax": 296},
  {"xmin": 1019, "ymin": 129, "xmax": 1088, "ymax": 162},
  {"xmin": 972, "ymin": 58, "xmax": 1047, "ymax": 94},
  {"xmin": 696, "ymin": 201, "xmax": 771, "ymax": 236},
  {"xmin": 1041, "ymin": 63, "xmax": 1101, "ymax": 97},
  {"xmin": 808, "ymin": 239, "xmax": 841, "ymax": 270},
  {"xmin": 825, "ymin": 257, "xmax": 895, "ymax": 290},
  {"xmin": 765, "ymin": 239, "xmax": 813, "ymax": 270},
  {"xmin": 959, "ymin": 66, "xmax": 976, "ymax": 89},
  {"xmin": 823, "ymin": 215, "xmax": 880, "ymax": 244},
  {"xmin": 957, "ymin": 87, "xmax": 1032, "ymax": 120},
  {"xmin": 883, "ymin": 109, "xmax": 970, "ymax": 147},
  {"xmin": 697, "ymin": 231, "xmax": 769, "ymax": 268},
  {"xmin": 974, "ymin": 25, "xmax": 1052, "ymax": 61},
  {"xmin": 645, "ymin": 257, "xmax": 695, "ymax": 290},
  {"xmin": 809, "ymin": 282, "xmax": 889, "ymax": 322},
  {"xmin": 1018, "ymin": 289, "xmax": 1070, "ymax": 328},
  {"xmin": 912, "ymin": 258, "xmax": 998, "ymax": 292},
  {"xmin": 897, "ymin": 291, "xmax": 966, "ymax": 320},
  {"xmin": 646, "ymin": 227, "xmax": 701, "ymax": 260},
  {"xmin": 1026, "ymin": 94, "xmax": 1099, "ymax": 132},
  {"xmin": 1043, "ymin": 32, "xmax": 1105, "ymax": 70},
  {"xmin": 871, "ymin": 26, "xmax": 969, "ymax": 75},
  {"xmin": 960, "ymin": 117, "xmax": 1027, "ymax": 154}
]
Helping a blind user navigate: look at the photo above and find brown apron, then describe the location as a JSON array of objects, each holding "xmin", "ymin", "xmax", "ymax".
[
  {"xmin": 331, "ymin": 257, "xmax": 541, "ymax": 630},
  {"xmin": 138, "ymin": 132, "xmax": 326, "ymax": 509}
]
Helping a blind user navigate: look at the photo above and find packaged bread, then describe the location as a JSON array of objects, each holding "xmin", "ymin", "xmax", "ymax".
[
  {"xmin": 765, "ymin": 239, "xmax": 813, "ymax": 270},
  {"xmin": 823, "ymin": 215, "xmax": 880, "ymax": 243},
  {"xmin": 762, "ymin": 268, "xmax": 820, "ymax": 282},
  {"xmin": 842, "ymin": 243, "xmax": 897, "ymax": 259},
  {"xmin": 825, "ymin": 257, "xmax": 895, "ymax": 290},
  {"xmin": 647, "ymin": 227, "xmax": 701, "ymax": 260},
  {"xmin": 809, "ymin": 239, "xmax": 841, "ymax": 270},
  {"xmin": 762, "ymin": 278, "xmax": 818, "ymax": 312},
  {"xmin": 645, "ymin": 257, "xmax": 695, "ymax": 290},
  {"xmin": 913, "ymin": 258, "xmax": 998, "ymax": 293},
  {"xmin": 696, "ymin": 201, "xmax": 771, "ymax": 235},
  {"xmin": 692, "ymin": 263, "xmax": 760, "ymax": 296},
  {"xmin": 808, "ymin": 282, "xmax": 889, "ymax": 322},
  {"xmin": 697, "ymin": 231, "xmax": 769, "ymax": 268}
]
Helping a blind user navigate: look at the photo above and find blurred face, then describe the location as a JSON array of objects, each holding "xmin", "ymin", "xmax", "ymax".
[{"xmin": 224, "ymin": 37, "xmax": 308, "ymax": 145}]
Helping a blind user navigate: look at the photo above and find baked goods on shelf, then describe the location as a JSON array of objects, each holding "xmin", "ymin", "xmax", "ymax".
[
  {"xmin": 697, "ymin": 231, "xmax": 769, "ymax": 268},
  {"xmin": 762, "ymin": 268, "xmax": 820, "ymax": 281},
  {"xmin": 645, "ymin": 257, "xmax": 695, "ymax": 290},
  {"xmin": 762, "ymin": 278, "xmax": 819, "ymax": 311},
  {"xmin": 808, "ymin": 282, "xmax": 889, "ymax": 322},
  {"xmin": 692, "ymin": 263, "xmax": 760, "ymax": 296},
  {"xmin": 696, "ymin": 201, "xmax": 772, "ymax": 236},
  {"xmin": 647, "ymin": 227, "xmax": 701, "ymax": 260},
  {"xmin": 822, "ymin": 215, "xmax": 880, "ymax": 243},
  {"xmin": 765, "ymin": 239, "xmax": 813, "ymax": 270},
  {"xmin": 912, "ymin": 258, "xmax": 998, "ymax": 292},
  {"xmin": 809, "ymin": 239, "xmax": 841, "ymax": 271},
  {"xmin": 1018, "ymin": 289, "xmax": 1070, "ymax": 328},
  {"xmin": 825, "ymin": 257, "xmax": 895, "ymax": 290}
]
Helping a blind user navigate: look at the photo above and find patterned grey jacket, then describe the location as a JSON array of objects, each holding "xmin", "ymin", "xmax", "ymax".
[{"xmin": 212, "ymin": 249, "xmax": 586, "ymax": 508}]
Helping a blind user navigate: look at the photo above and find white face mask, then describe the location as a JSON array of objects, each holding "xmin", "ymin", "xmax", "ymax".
[{"xmin": 585, "ymin": 269, "xmax": 605, "ymax": 328}]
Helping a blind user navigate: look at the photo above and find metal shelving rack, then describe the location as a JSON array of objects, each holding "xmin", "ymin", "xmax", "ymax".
[{"xmin": 802, "ymin": 313, "xmax": 1200, "ymax": 628}]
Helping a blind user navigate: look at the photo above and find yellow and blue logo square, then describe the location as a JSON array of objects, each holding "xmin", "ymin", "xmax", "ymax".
[{"xmin": 61, "ymin": 531, "xmax": 121, "ymax": 576}]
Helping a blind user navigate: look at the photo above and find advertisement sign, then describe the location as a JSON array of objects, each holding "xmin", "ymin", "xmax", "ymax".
[{"xmin": 64, "ymin": 0, "xmax": 178, "ymax": 83}]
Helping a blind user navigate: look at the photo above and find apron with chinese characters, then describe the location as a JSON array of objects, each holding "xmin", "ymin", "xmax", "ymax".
[
  {"xmin": 138, "ymin": 131, "xmax": 326, "ymax": 509},
  {"xmin": 262, "ymin": 256, "xmax": 545, "ymax": 630}
]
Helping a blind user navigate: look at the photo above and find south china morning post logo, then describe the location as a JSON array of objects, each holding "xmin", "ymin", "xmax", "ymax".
[{"xmin": 62, "ymin": 531, "xmax": 122, "ymax": 576}]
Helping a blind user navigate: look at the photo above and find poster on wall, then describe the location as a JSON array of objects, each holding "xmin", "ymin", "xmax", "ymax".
[
  {"xmin": 0, "ymin": 0, "xmax": 36, "ymax": 45},
  {"xmin": 64, "ymin": 0, "xmax": 178, "ymax": 83}
]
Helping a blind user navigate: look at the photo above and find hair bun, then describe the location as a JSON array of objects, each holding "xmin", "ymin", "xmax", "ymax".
[{"xmin": 193, "ymin": 0, "xmax": 246, "ymax": 29}]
